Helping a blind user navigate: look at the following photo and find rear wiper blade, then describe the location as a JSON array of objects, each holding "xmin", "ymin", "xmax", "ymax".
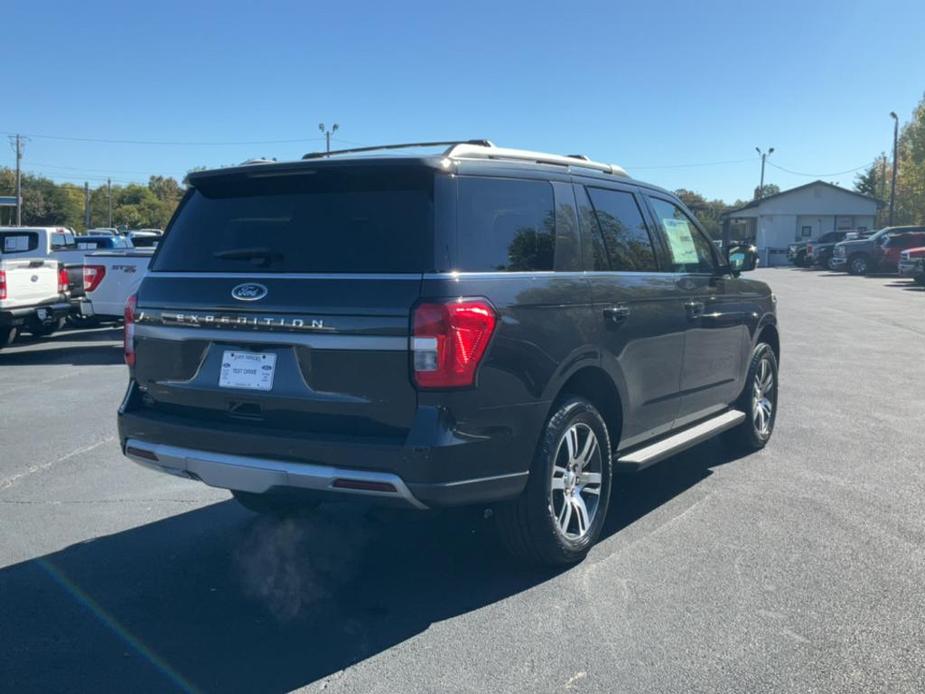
[{"xmin": 213, "ymin": 247, "xmax": 283, "ymax": 265}]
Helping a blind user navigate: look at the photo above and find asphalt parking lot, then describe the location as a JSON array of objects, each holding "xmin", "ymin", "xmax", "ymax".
[{"xmin": 1, "ymin": 268, "xmax": 923, "ymax": 693}]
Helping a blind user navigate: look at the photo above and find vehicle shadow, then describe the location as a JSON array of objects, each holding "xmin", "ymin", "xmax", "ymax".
[
  {"xmin": 0, "ymin": 327, "xmax": 123, "ymax": 366},
  {"xmin": 883, "ymin": 279, "xmax": 925, "ymax": 292},
  {"xmin": 0, "ymin": 438, "xmax": 744, "ymax": 693}
]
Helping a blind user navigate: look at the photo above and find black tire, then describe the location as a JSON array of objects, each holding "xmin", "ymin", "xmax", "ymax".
[
  {"xmin": 27, "ymin": 316, "xmax": 66, "ymax": 337},
  {"xmin": 848, "ymin": 254, "xmax": 869, "ymax": 275},
  {"xmin": 496, "ymin": 397, "xmax": 613, "ymax": 566},
  {"xmin": 0, "ymin": 326, "xmax": 18, "ymax": 349},
  {"xmin": 795, "ymin": 251, "xmax": 807, "ymax": 268},
  {"xmin": 724, "ymin": 343, "xmax": 779, "ymax": 453},
  {"xmin": 914, "ymin": 275, "xmax": 925, "ymax": 287},
  {"xmin": 231, "ymin": 489, "xmax": 320, "ymax": 517}
]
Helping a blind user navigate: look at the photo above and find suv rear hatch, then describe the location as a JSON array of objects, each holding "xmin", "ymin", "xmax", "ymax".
[{"xmin": 133, "ymin": 164, "xmax": 438, "ymax": 442}]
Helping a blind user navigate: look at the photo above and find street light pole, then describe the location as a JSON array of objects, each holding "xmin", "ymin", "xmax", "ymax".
[
  {"xmin": 755, "ymin": 146, "xmax": 774, "ymax": 199},
  {"xmin": 889, "ymin": 112, "xmax": 899, "ymax": 226},
  {"xmin": 318, "ymin": 122, "xmax": 340, "ymax": 154}
]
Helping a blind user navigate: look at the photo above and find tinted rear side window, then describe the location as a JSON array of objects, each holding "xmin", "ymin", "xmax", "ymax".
[
  {"xmin": 152, "ymin": 168, "xmax": 434, "ymax": 273},
  {"xmin": 586, "ymin": 187, "xmax": 658, "ymax": 271},
  {"xmin": 0, "ymin": 232, "xmax": 39, "ymax": 255},
  {"xmin": 455, "ymin": 177, "xmax": 555, "ymax": 272}
]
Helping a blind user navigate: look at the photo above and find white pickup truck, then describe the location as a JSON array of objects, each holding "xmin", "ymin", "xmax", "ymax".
[
  {"xmin": 0, "ymin": 256, "xmax": 71, "ymax": 348},
  {"xmin": 0, "ymin": 227, "xmax": 92, "ymax": 304},
  {"xmin": 79, "ymin": 249, "xmax": 153, "ymax": 322}
]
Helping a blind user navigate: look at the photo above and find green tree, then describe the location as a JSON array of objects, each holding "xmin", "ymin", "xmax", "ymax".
[
  {"xmin": 675, "ymin": 189, "xmax": 731, "ymax": 240},
  {"xmin": 148, "ymin": 175, "xmax": 183, "ymax": 204},
  {"xmin": 894, "ymin": 93, "xmax": 925, "ymax": 225},
  {"xmin": 854, "ymin": 162, "xmax": 879, "ymax": 197},
  {"xmin": 753, "ymin": 183, "xmax": 780, "ymax": 200}
]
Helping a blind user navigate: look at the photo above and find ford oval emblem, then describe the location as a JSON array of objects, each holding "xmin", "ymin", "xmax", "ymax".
[{"xmin": 231, "ymin": 283, "xmax": 268, "ymax": 301}]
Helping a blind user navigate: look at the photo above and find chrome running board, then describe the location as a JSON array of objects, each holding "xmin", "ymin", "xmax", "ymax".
[{"xmin": 616, "ymin": 409, "xmax": 746, "ymax": 471}]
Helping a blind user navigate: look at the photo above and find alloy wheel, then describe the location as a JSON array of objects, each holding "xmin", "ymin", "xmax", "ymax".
[
  {"xmin": 752, "ymin": 357, "xmax": 775, "ymax": 437},
  {"xmin": 550, "ymin": 423, "xmax": 603, "ymax": 540}
]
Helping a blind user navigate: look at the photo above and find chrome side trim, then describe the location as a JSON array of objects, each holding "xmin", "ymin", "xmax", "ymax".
[
  {"xmin": 134, "ymin": 324, "xmax": 407, "ymax": 351},
  {"xmin": 617, "ymin": 409, "xmax": 746, "ymax": 470},
  {"xmin": 124, "ymin": 439, "xmax": 428, "ymax": 510},
  {"xmin": 430, "ymin": 470, "xmax": 529, "ymax": 488},
  {"xmin": 145, "ymin": 272, "xmax": 424, "ymax": 280}
]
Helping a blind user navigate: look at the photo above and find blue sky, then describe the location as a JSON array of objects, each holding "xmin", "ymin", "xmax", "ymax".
[{"xmin": 4, "ymin": 0, "xmax": 924, "ymax": 202}]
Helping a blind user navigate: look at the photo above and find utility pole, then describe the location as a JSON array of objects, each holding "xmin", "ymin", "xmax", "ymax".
[
  {"xmin": 107, "ymin": 178, "xmax": 112, "ymax": 228},
  {"xmin": 889, "ymin": 112, "xmax": 899, "ymax": 226},
  {"xmin": 755, "ymin": 146, "xmax": 774, "ymax": 199},
  {"xmin": 84, "ymin": 182, "xmax": 91, "ymax": 229},
  {"xmin": 318, "ymin": 122, "xmax": 339, "ymax": 154},
  {"xmin": 13, "ymin": 134, "xmax": 24, "ymax": 226}
]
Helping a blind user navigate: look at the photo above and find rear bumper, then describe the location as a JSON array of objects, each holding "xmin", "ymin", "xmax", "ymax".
[
  {"xmin": 0, "ymin": 301, "xmax": 71, "ymax": 327},
  {"xmin": 118, "ymin": 382, "xmax": 541, "ymax": 509},
  {"xmin": 124, "ymin": 438, "xmax": 431, "ymax": 508}
]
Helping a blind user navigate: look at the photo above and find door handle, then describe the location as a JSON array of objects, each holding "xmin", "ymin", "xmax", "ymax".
[
  {"xmin": 684, "ymin": 300, "xmax": 705, "ymax": 319},
  {"xmin": 603, "ymin": 305, "xmax": 631, "ymax": 323}
]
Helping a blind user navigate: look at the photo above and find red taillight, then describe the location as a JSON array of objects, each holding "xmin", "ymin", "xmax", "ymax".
[
  {"xmin": 124, "ymin": 294, "xmax": 137, "ymax": 367},
  {"xmin": 58, "ymin": 266, "xmax": 69, "ymax": 293},
  {"xmin": 412, "ymin": 299, "xmax": 497, "ymax": 389},
  {"xmin": 83, "ymin": 265, "xmax": 107, "ymax": 292},
  {"xmin": 0, "ymin": 270, "xmax": 6, "ymax": 301}
]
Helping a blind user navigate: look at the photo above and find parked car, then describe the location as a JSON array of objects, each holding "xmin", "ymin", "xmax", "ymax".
[
  {"xmin": 0, "ymin": 227, "xmax": 91, "ymax": 334},
  {"xmin": 117, "ymin": 141, "xmax": 779, "ymax": 566},
  {"xmin": 787, "ymin": 241, "xmax": 810, "ymax": 267},
  {"xmin": 127, "ymin": 231, "xmax": 161, "ymax": 248},
  {"xmin": 831, "ymin": 226, "xmax": 925, "ymax": 274},
  {"xmin": 879, "ymin": 232, "xmax": 925, "ymax": 272},
  {"xmin": 76, "ymin": 234, "xmax": 132, "ymax": 251},
  {"xmin": 0, "ymin": 256, "xmax": 71, "ymax": 347},
  {"xmin": 80, "ymin": 249, "xmax": 153, "ymax": 323},
  {"xmin": 898, "ymin": 247, "xmax": 925, "ymax": 286},
  {"xmin": 806, "ymin": 231, "xmax": 848, "ymax": 270},
  {"xmin": 85, "ymin": 228, "xmax": 120, "ymax": 237}
]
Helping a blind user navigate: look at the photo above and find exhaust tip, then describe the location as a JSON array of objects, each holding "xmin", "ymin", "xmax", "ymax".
[
  {"xmin": 331, "ymin": 479, "xmax": 397, "ymax": 493},
  {"xmin": 126, "ymin": 445, "xmax": 159, "ymax": 462}
]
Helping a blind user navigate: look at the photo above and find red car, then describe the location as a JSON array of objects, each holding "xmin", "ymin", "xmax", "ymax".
[
  {"xmin": 879, "ymin": 233, "xmax": 925, "ymax": 271},
  {"xmin": 898, "ymin": 246, "xmax": 925, "ymax": 285}
]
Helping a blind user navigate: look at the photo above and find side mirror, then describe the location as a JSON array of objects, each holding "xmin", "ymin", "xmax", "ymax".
[{"xmin": 727, "ymin": 244, "xmax": 759, "ymax": 275}]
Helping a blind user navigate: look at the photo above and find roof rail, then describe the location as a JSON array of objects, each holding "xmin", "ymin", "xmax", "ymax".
[
  {"xmin": 444, "ymin": 142, "xmax": 628, "ymax": 177},
  {"xmin": 302, "ymin": 139, "xmax": 494, "ymax": 160}
]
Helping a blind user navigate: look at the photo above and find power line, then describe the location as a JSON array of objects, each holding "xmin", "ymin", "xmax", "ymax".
[
  {"xmin": 1, "ymin": 131, "xmax": 329, "ymax": 146},
  {"xmin": 766, "ymin": 160, "xmax": 873, "ymax": 178},
  {"xmin": 624, "ymin": 157, "xmax": 754, "ymax": 170},
  {"xmin": 28, "ymin": 161, "xmax": 177, "ymax": 176}
]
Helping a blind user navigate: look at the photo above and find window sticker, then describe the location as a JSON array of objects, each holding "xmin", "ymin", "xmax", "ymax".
[
  {"xmin": 662, "ymin": 218, "xmax": 699, "ymax": 264},
  {"xmin": 3, "ymin": 235, "xmax": 30, "ymax": 252}
]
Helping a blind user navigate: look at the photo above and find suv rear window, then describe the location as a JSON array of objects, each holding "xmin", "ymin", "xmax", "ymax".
[
  {"xmin": 455, "ymin": 177, "xmax": 555, "ymax": 272},
  {"xmin": 152, "ymin": 168, "xmax": 434, "ymax": 273},
  {"xmin": 0, "ymin": 232, "xmax": 39, "ymax": 255}
]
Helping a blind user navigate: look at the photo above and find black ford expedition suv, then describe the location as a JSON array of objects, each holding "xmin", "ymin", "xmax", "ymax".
[{"xmin": 118, "ymin": 140, "xmax": 779, "ymax": 565}]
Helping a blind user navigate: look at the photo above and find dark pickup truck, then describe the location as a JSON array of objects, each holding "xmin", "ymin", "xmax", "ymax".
[
  {"xmin": 806, "ymin": 231, "xmax": 848, "ymax": 270},
  {"xmin": 118, "ymin": 141, "xmax": 780, "ymax": 565},
  {"xmin": 832, "ymin": 225, "xmax": 925, "ymax": 274}
]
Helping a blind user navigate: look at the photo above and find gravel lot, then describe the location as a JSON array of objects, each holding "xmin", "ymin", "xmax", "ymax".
[{"xmin": 1, "ymin": 268, "xmax": 923, "ymax": 693}]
